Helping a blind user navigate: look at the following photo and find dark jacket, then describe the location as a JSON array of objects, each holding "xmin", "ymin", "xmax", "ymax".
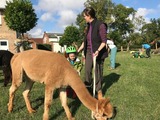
[{"xmin": 84, "ymin": 19, "xmax": 108, "ymax": 60}]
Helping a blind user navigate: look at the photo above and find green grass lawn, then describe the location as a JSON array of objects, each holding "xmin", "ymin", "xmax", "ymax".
[{"xmin": 0, "ymin": 52, "xmax": 160, "ymax": 120}]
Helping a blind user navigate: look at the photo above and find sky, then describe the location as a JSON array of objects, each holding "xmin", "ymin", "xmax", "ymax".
[{"xmin": 26, "ymin": 0, "xmax": 160, "ymax": 38}]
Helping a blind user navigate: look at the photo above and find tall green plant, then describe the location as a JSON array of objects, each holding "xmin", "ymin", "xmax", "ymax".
[
  {"xmin": 4, "ymin": 0, "xmax": 38, "ymax": 38},
  {"xmin": 59, "ymin": 25, "xmax": 80, "ymax": 46},
  {"xmin": 142, "ymin": 18, "xmax": 160, "ymax": 43}
]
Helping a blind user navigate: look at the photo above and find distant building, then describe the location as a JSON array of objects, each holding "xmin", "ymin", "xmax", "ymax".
[
  {"xmin": 42, "ymin": 32, "xmax": 66, "ymax": 53},
  {"xmin": 0, "ymin": 0, "xmax": 17, "ymax": 52},
  {"xmin": 0, "ymin": 0, "xmax": 66, "ymax": 53}
]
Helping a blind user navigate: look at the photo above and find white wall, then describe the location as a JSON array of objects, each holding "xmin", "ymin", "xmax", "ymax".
[
  {"xmin": 52, "ymin": 43, "xmax": 66, "ymax": 53},
  {"xmin": 0, "ymin": 0, "xmax": 13, "ymax": 9},
  {"xmin": 52, "ymin": 43, "xmax": 61, "ymax": 52},
  {"xmin": 49, "ymin": 38, "xmax": 58, "ymax": 42}
]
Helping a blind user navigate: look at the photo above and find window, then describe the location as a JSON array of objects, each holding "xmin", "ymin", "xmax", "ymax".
[
  {"xmin": 0, "ymin": 41, "xmax": 7, "ymax": 46},
  {"xmin": 0, "ymin": 40, "xmax": 9, "ymax": 50}
]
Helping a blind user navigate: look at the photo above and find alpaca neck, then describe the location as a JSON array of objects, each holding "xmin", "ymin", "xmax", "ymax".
[{"xmin": 67, "ymin": 71, "xmax": 98, "ymax": 111}]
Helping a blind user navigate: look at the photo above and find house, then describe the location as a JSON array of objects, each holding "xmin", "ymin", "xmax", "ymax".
[
  {"xmin": 29, "ymin": 37, "xmax": 43, "ymax": 49},
  {"xmin": 0, "ymin": 0, "xmax": 66, "ymax": 53},
  {"xmin": 0, "ymin": 0, "xmax": 17, "ymax": 53},
  {"xmin": 42, "ymin": 32, "xmax": 66, "ymax": 53},
  {"xmin": 29, "ymin": 32, "xmax": 66, "ymax": 53}
]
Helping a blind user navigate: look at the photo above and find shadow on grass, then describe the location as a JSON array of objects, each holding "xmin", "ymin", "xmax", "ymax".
[
  {"xmin": 69, "ymin": 98, "xmax": 81, "ymax": 116},
  {"xmin": 115, "ymin": 63, "xmax": 121, "ymax": 68},
  {"xmin": 103, "ymin": 73, "xmax": 121, "ymax": 94},
  {"xmin": 30, "ymin": 89, "xmax": 60, "ymax": 110},
  {"xmin": 102, "ymin": 73, "xmax": 120, "ymax": 119},
  {"xmin": 13, "ymin": 89, "xmax": 58, "ymax": 112},
  {"xmin": 13, "ymin": 96, "xmax": 44, "ymax": 113},
  {"xmin": 50, "ymin": 97, "xmax": 81, "ymax": 120},
  {"xmin": 50, "ymin": 88, "xmax": 82, "ymax": 120},
  {"xmin": 32, "ymin": 97, "xmax": 44, "ymax": 110}
]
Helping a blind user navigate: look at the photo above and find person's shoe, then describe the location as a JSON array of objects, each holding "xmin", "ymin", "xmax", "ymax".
[
  {"xmin": 146, "ymin": 56, "xmax": 151, "ymax": 58},
  {"xmin": 110, "ymin": 67, "xmax": 115, "ymax": 70}
]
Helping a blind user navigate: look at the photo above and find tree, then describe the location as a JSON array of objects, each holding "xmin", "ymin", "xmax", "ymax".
[
  {"xmin": 59, "ymin": 25, "xmax": 80, "ymax": 47},
  {"xmin": 142, "ymin": 18, "xmax": 160, "ymax": 43},
  {"xmin": 109, "ymin": 4, "xmax": 135, "ymax": 51},
  {"xmin": 133, "ymin": 16, "xmax": 146, "ymax": 33},
  {"xmin": 4, "ymin": 0, "xmax": 38, "ymax": 38}
]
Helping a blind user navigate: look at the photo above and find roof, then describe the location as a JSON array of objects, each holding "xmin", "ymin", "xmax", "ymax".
[
  {"xmin": 45, "ymin": 32, "xmax": 63, "ymax": 38},
  {"xmin": 31, "ymin": 38, "xmax": 43, "ymax": 44}
]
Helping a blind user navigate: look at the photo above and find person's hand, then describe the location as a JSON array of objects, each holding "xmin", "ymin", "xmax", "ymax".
[{"xmin": 94, "ymin": 50, "xmax": 99, "ymax": 57}]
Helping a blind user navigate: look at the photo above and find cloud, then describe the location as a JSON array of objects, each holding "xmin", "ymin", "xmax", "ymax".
[
  {"xmin": 40, "ymin": 12, "xmax": 53, "ymax": 21},
  {"xmin": 35, "ymin": 0, "xmax": 85, "ymax": 13},
  {"xmin": 135, "ymin": 8, "xmax": 156, "ymax": 23},
  {"xmin": 28, "ymin": 27, "xmax": 43, "ymax": 38},
  {"xmin": 57, "ymin": 10, "xmax": 77, "ymax": 28},
  {"xmin": 136, "ymin": 8, "xmax": 155, "ymax": 17},
  {"xmin": 31, "ymin": 0, "xmax": 86, "ymax": 37}
]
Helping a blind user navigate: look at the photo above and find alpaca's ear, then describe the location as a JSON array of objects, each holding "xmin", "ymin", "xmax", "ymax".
[
  {"xmin": 98, "ymin": 91, "xmax": 103, "ymax": 100},
  {"xmin": 102, "ymin": 98, "xmax": 110, "ymax": 108}
]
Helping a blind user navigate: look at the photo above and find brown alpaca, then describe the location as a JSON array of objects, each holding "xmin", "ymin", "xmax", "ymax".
[{"xmin": 8, "ymin": 49, "xmax": 114, "ymax": 120}]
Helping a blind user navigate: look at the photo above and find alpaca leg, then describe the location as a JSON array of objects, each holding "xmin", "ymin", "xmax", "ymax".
[
  {"xmin": 8, "ymin": 55, "xmax": 22, "ymax": 112},
  {"xmin": 22, "ymin": 79, "xmax": 35, "ymax": 113},
  {"xmin": 43, "ymin": 86, "xmax": 54, "ymax": 120},
  {"xmin": 8, "ymin": 83, "xmax": 21, "ymax": 112},
  {"xmin": 59, "ymin": 88, "xmax": 74, "ymax": 120},
  {"xmin": 2, "ymin": 67, "xmax": 10, "ymax": 87}
]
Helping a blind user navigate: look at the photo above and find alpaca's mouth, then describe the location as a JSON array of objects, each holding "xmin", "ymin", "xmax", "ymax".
[
  {"xmin": 94, "ymin": 106, "xmax": 117, "ymax": 120},
  {"xmin": 108, "ymin": 106, "xmax": 117, "ymax": 119}
]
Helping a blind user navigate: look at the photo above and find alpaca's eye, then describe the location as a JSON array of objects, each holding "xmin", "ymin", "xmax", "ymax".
[{"xmin": 103, "ymin": 113, "xmax": 107, "ymax": 117}]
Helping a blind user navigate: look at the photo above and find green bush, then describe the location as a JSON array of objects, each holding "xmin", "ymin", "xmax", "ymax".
[{"xmin": 37, "ymin": 44, "xmax": 52, "ymax": 51}]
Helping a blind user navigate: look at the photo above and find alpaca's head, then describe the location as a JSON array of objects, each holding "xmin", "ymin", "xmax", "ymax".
[{"xmin": 93, "ymin": 97, "xmax": 116, "ymax": 120}]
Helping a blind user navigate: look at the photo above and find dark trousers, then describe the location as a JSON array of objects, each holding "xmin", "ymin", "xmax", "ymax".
[
  {"xmin": 85, "ymin": 49, "xmax": 104, "ymax": 93},
  {"xmin": 146, "ymin": 48, "xmax": 151, "ymax": 57}
]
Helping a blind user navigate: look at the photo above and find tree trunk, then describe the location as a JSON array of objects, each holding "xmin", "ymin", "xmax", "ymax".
[
  {"xmin": 121, "ymin": 46, "xmax": 123, "ymax": 52},
  {"xmin": 127, "ymin": 46, "xmax": 129, "ymax": 51},
  {"xmin": 156, "ymin": 42, "xmax": 157, "ymax": 50}
]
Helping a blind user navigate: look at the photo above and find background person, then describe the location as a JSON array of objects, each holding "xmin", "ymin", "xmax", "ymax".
[
  {"xmin": 142, "ymin": 43, "xmax": 151, "ymax": 58},
  {"xmin": 78, "ymin": 7, "xmax": 108, "ymax": 97},
  {"xmin": 106, "ymin": 39, "xmax": 117, "ymax": 69}
]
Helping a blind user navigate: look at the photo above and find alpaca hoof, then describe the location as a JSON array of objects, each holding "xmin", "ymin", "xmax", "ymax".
[
  {"xmin": 7, "ymin": 103, "xmax": 12, "ymax": 112},
  {"xmin": 69, "ymin": 117, "xmax": 75, "ymax": 120},
  {"xmin": 29, "ymin": 109, "xmax": 36, "ymax": 113},
  {"xmin": 8, "ymin": 108, "xmax": 12, "ymax": 113}
]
